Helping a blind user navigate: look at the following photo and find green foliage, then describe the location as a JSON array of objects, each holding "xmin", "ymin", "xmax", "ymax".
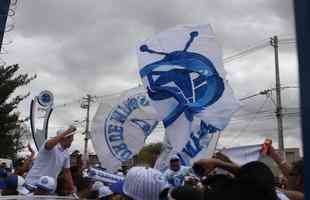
[
  {"xmin": 137, "ymin": 142, "xmax": 163, "ymax": 167},
  {"xmin": 0, "ymin": 64, "xmax": 36, "ymax": 159}
]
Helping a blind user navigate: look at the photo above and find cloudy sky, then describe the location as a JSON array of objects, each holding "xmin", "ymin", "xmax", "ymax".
[{"xmin": 2, "ymin": 0, "xmax": 301, "ymax": 153}]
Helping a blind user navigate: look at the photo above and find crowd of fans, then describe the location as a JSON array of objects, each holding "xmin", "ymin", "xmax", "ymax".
[{"xmin": 0, "ymin": 126, "xmax": 305, "ymax": 200}]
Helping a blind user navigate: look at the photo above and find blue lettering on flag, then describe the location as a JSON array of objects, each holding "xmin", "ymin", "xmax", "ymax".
[
  {"xmin": 104, "ymin": 94, "xmax": 156, "ymax": 161},
  {"xmin": 181, "ymin": 121, "xmax": 218, "ymax": 159}
]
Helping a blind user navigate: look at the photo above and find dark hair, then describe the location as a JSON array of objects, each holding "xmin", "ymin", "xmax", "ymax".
[
  {"xmin": 192, "ymin": 163, "xmax": 205, "ymax": 177},
  {"xmin": 237, "ymin": 161, "xmax": 275, "ymax": 188},
  {"xmin": 13, "ymin": 158, "xmax": 25, "ymax": 168}
]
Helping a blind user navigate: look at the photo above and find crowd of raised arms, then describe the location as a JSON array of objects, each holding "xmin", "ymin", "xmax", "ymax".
[{"xmin": 0, "ymin": 126, "xmax": 304, "ymax": 200}]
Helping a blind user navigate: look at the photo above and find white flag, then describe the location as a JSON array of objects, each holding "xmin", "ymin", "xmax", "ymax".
[
  {"xmin": 154, "ymin": 120, "xmax": 220, "ymax": 172},
  {"xmin": 84, "ymin": 168, "xmax": 124, "ymax": 184},
  {"xmin": 138, "ymin": 24, "xmax": 240, "ymax": 153},
  {"xmin": 91, "ymin": 87, "xmax": 159, "ymax": 171},
  {"xmin": 220, "ymin": 144, "xmax": 262, "ymax": 165}
]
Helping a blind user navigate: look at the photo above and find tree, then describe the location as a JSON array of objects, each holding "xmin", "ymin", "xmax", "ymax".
[{"xmin": 0, "ymin": 64, "xmax": 36, "ymax": 159}]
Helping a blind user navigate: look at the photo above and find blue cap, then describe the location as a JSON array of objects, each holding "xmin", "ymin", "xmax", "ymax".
[{"xmin": 110, "ymin": 180, "xmax": 124, "ymax": 194}]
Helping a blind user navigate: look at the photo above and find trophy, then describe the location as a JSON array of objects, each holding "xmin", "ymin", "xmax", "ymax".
[{"xmin": 30, "ymin": 90, "xmax": 54, "ymax": 150}]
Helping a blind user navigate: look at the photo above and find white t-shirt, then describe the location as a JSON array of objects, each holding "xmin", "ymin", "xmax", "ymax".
[
  {"xmin": 25, "ymin": 141, "xmax": 70, "ymax": 187},
  {"xmin": 163, "ymin": 166, "xmax": 191, "ymax": 187}
]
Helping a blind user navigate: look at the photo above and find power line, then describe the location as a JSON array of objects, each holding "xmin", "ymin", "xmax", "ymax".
[
  {"xmin": 54, "ymin": 98, "xmax": 82, "ymax": 109},
  {"xmin": 224, "ymin": 42, "xmax": 269, "ymax": 64},
  {"xmin": 228, "ymin": 96, "xmax": 270, "ymax": 145},
  {"xmin": 223, "ymin": 37, "xmax": 296, "ymax": 64}
]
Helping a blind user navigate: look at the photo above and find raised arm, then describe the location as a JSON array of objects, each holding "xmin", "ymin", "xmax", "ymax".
[
  {"xmin": 193, "ymin": 158, "xmax": 241, "ymax": 176},
  {"xmin": 268, "ymin": 146, "xmax": 291, "ymax": 177},
  {"xmin": 45, "ymin": 126, "xmax": 76, "ymax": 150}
]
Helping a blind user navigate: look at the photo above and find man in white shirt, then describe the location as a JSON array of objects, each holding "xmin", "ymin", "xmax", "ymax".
[
  {"xmin": 25, "ymin": 126, "xmax": 76, "ymax": 194},
  {"xmin": 163, "ymin": 155, "xmax": 191, "ymax": 187}
]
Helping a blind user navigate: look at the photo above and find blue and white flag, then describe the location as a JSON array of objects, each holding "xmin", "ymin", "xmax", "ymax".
[
  {"xmin": 154, "ymin": 119, "xmax": 220, "ymax": 172},
  {"xmin": 91, "ymin": 87, "xmax": 159, "ymax": 171},
  {"xmin": 138, "ymin": 24, "xmax": 240, "ymax": 152},
  {"xmin": 83, "ymin": 167, "xmax": 124, "ymax": 184}
]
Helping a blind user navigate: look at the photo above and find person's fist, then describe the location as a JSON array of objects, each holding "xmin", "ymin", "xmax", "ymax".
[{"xmin": 213, "ymin": 152, "xmax": 232, "ymax": 163}]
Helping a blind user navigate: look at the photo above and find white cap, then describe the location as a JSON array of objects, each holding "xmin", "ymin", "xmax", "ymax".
[
  {"xmin": 98, "ymin": 185, "xmax": 113, "ymax": 198},
  {"xmin": 92, "ymin": 181, "xmax": 104, "ymax": 191},
  {"xmin": 123, "ymin": 167, "xmax": 168, "ymax": 200},
  {"xmin": 35, "ymin": 176, "xmax": 56, "ymax": 193},
  {"xmin": 170, "ymin": 155, "xmax": 180, "ymax": 161},
  {"xmin": 116, "ymin": 171, "xmax": 124, "ymax": 176},
  {"xmin": 56, "ymin": 125, "xmax": 76, "ymax": 137}
]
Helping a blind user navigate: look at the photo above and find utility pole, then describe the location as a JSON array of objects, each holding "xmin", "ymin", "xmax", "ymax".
[
  {"xmin": 270, "ymin": 36, "xmax": 285, "ymax": 155},
  {"xmin": 81, "ymin": 94, "xmax": 92, "ymax": 162}
]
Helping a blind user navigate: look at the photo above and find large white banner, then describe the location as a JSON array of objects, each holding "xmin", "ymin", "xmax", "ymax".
[
  {"xmin": 91, "ymin": 87, "xmax": 159, "ymax": 171},
  {"xmin": 138, "ymin": 24, "xmax": 240, "ymax": 153}
]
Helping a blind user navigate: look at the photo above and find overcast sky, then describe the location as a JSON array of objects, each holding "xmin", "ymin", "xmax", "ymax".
[{"xmin": 2, "ymin": 0, "xmax": 301, "ymax": 153}]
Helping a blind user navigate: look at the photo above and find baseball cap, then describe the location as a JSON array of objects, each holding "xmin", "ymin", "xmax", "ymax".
[
  {"xmin": 123, "ymin": 167, "xmax": 168, "ymax": 200},
  {"xmin": 56, "ymin": 125, "xmax": 76, "ymax": 137},
  {"xmin": 98, "ymin": 185, "xmax": 113, "ymax": 198},
  {"xmin": 116, "ymin": 171, "xmax": 124, "ymax": 176},
  {"xmin": 170, "ymin": 155, "xmax": 180, "ymax": 161},
  {"xmin": 35, "ymin": 176, "xmax": 56, "ymax": 193}
]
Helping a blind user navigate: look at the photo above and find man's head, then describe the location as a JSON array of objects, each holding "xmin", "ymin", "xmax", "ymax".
[
  {"xmin": 57, "ymin": 127, "xmax": 75, "ymax": 149},
  {"xmin": 34, "ymin": 176, "xmax": 56, "ymax": 195},
  {"xmin": 287, "ymin": 159, "xmax": 304, "ymax": 192},
  {"xmin": 237, "ymin": 161, "xmax": 275, "ymax": 189},
  {"xmin": 170, "ymin": 155, "xmax": 181, "ymax": 172},
  {"xmin": 60, "ymin": 134, "xmax": 74, "ymax": 149},
  {"xmin": 123, "ymin": 167, "xmax": 168, "ymax": 200}
]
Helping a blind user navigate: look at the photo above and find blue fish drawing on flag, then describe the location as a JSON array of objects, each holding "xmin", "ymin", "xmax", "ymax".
[{"xmin": 139, "ymin": 31, "xmax": 225, "ymax": 128}]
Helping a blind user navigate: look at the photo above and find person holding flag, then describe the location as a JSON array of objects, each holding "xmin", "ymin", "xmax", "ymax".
[{"xmin": 25, "ymin": 125, "xmax": 77, "ymax": 194}]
